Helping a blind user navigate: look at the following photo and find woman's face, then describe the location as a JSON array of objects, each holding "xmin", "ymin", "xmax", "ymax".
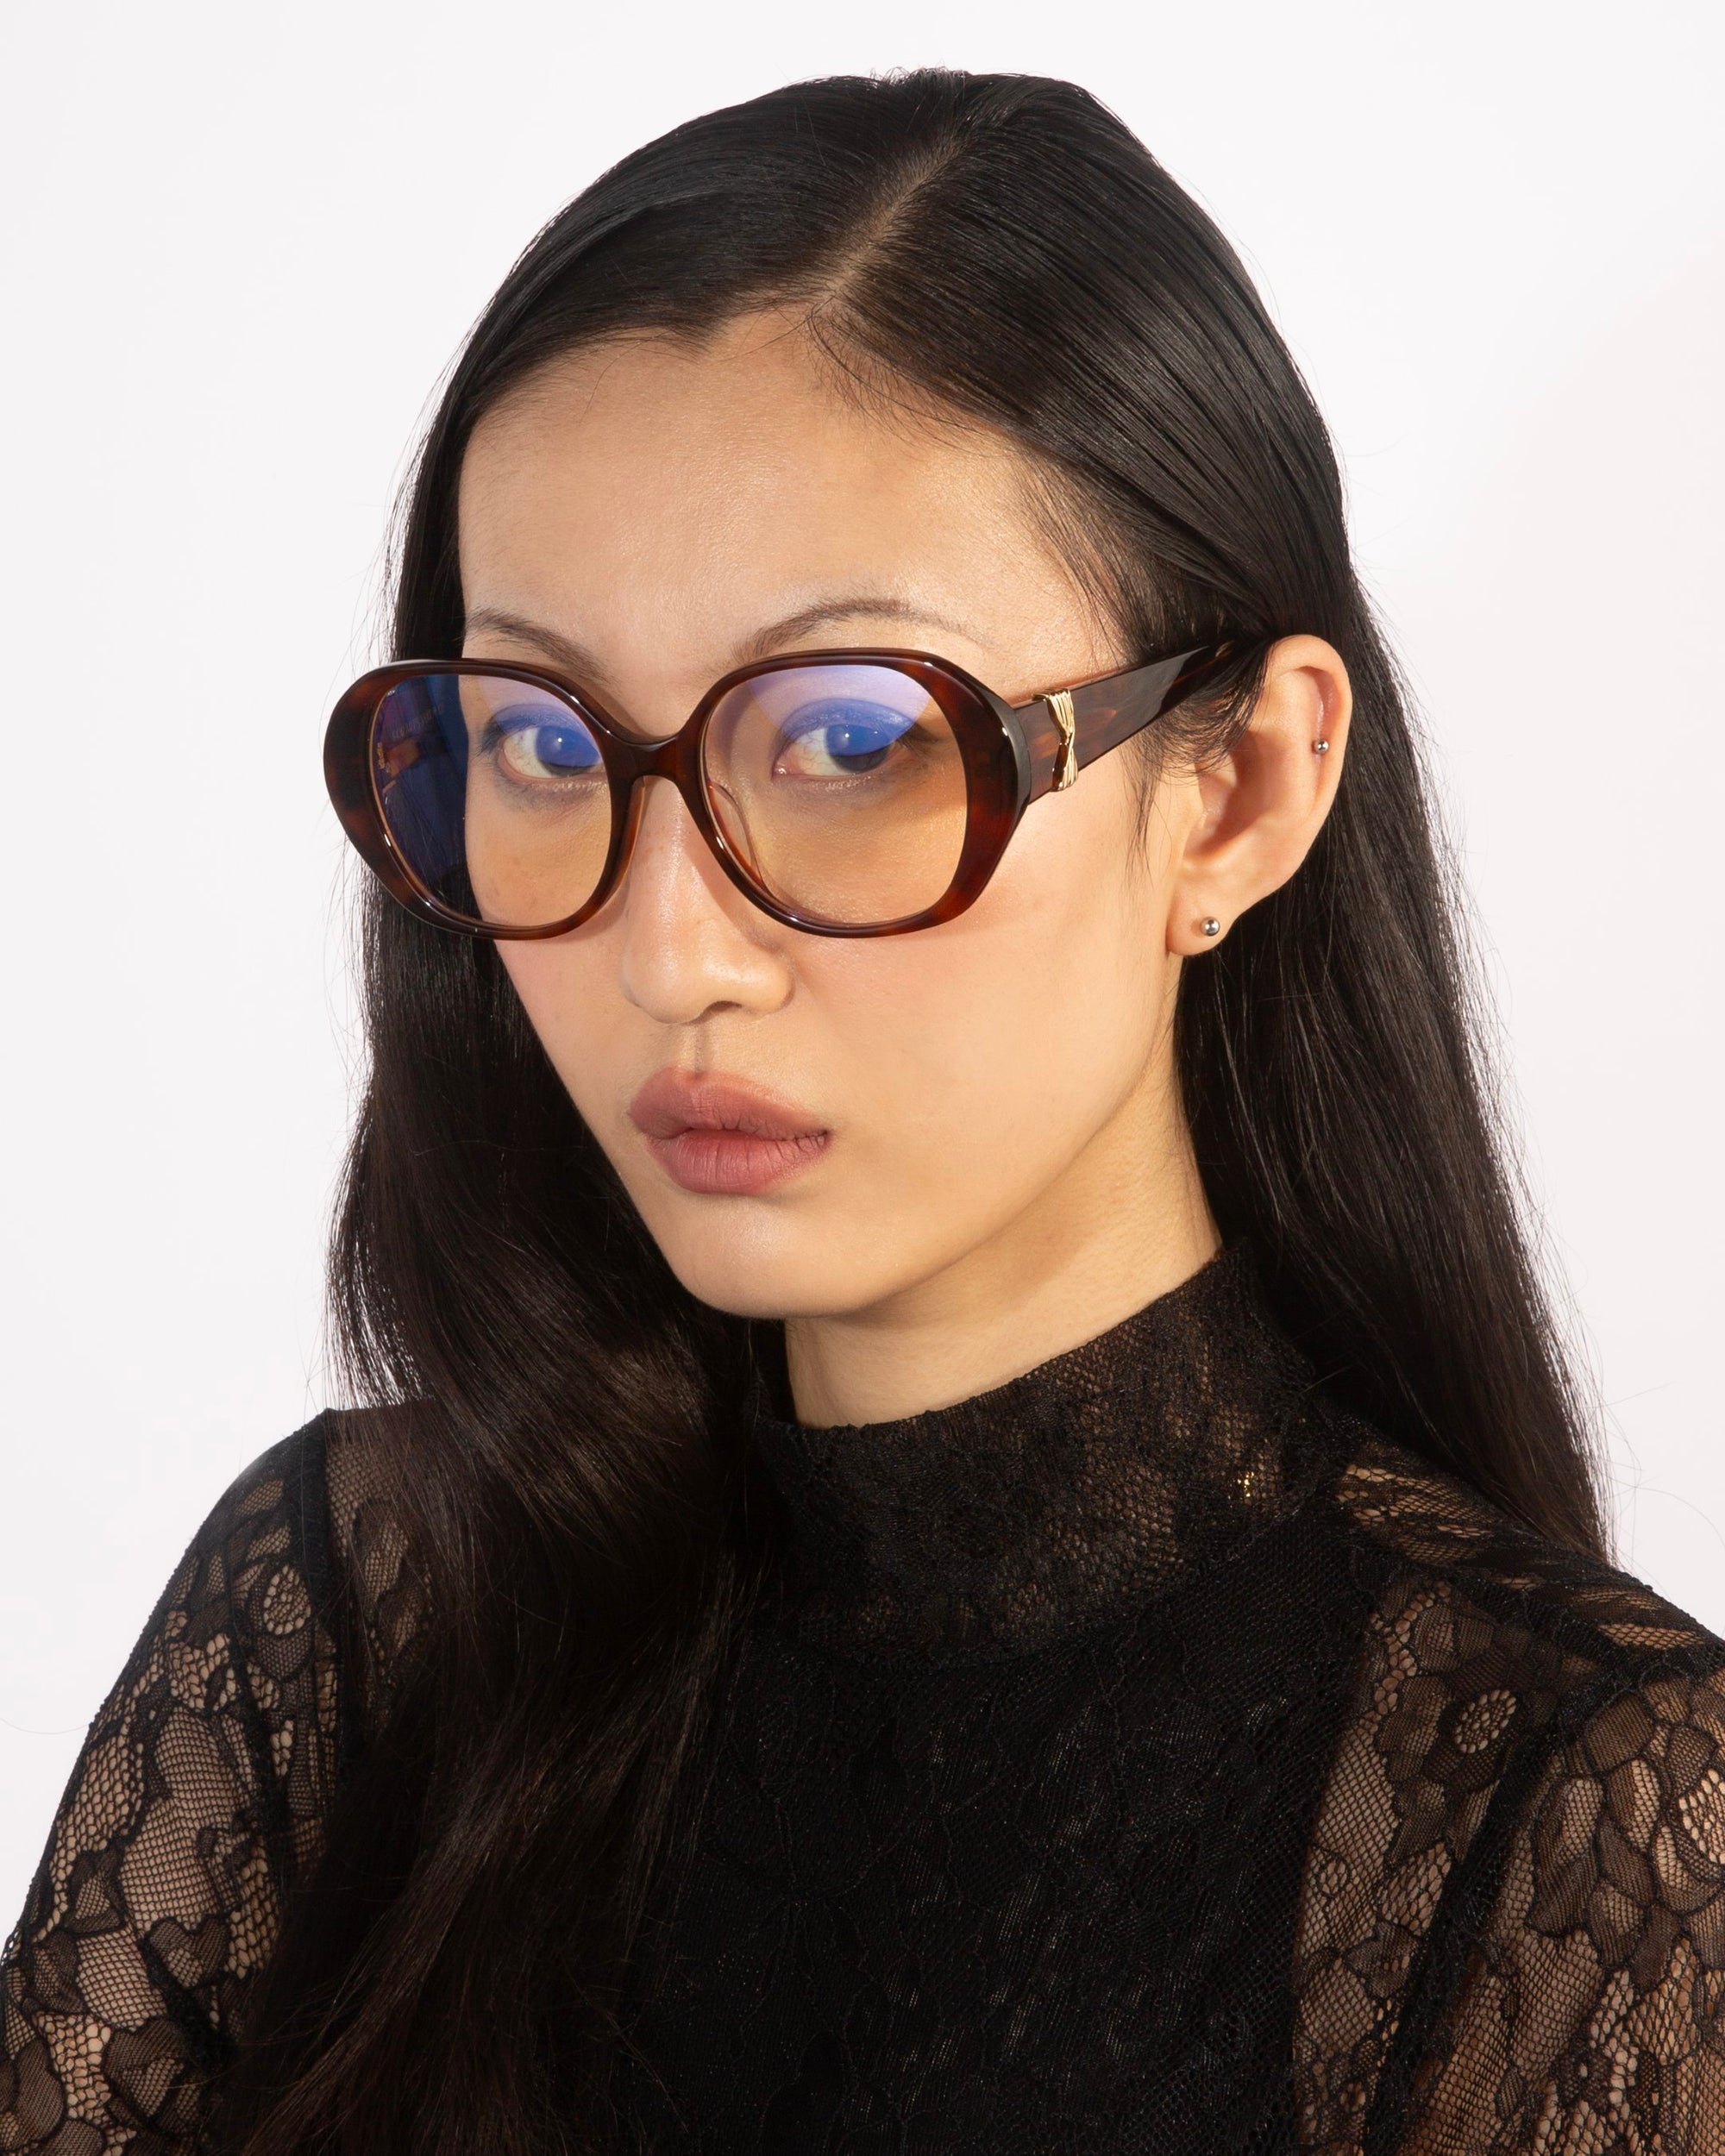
[{"xmin": 457, "ymin": 314, "xmax": 1345, "ymax": 1413}]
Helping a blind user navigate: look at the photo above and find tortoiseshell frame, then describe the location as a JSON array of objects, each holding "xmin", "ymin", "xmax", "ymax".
[{"xmin": 323, "ymin": 642, "xmax": 1232, "ymax": 940}]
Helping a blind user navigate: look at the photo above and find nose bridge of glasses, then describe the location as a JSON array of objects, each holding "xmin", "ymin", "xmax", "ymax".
[
  {"xmin": 598, "ymin": 712, "xmax": 699, "ymax": 783},
  {"xmin": 613, "ymin": 726, "xmax": 717, "ymax": 868},
  {"xmin": 599, "ymin": 728, "xmax": 711, "ymax": 891}
]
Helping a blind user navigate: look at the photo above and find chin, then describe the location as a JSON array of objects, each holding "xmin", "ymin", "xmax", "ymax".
[{"xmin": 641, "ymin": 1209, "xmax": 894, "ymax": 1323}]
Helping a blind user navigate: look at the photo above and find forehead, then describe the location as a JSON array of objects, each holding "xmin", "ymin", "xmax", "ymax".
[{"xmin": 455, "ymin": 314, "xmax": 1088, "ymax": 671}]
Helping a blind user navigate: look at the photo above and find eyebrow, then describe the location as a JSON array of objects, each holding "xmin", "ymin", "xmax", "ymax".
[
  {"xmin": 461, "ymin": 608, "xmax": 612, "ymax": 689},
  {"xmin": 734, "ymin": 594, "xmax": 979, "ymax": 663},
  {"xmin": 461, "ymin": 594, "xmax": 982, "ymax": 694}
]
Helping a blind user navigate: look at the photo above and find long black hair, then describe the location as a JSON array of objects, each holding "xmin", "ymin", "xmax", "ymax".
[{"xmin": 219, "ymin": 68, "xmax": 1604, "ymax": 2154}]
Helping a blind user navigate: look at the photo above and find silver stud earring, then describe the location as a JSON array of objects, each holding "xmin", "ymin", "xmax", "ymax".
[
  {"xmin": 1313, "ymin": 738, "xmax": 1330, "ymax": 755},
  {"xmin": 1201, "ymin": 918, "xmax": 1222, "ymax": 938}
]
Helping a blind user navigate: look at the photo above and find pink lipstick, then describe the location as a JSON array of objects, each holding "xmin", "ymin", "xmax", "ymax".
[{"xmin": 628, "ymin": 1070, "xmax": 831, "ymax": 1196}]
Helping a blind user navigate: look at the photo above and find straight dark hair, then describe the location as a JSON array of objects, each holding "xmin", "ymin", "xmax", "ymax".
[{"xmin": 217, "ymin": 67, "xmax": 1605, "ymax": 2154}]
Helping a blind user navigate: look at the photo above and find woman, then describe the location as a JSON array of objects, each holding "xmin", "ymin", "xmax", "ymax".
[{"xmin": 4, "ymin": 67, "xmax": 1721, "ymax": 2156}]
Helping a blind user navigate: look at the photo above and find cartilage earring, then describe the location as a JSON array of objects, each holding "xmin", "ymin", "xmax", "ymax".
[
  {"xmin": 1201, "ymin": 918, "xmax": 1221, "ymax": 938},
  {"xmin": 1313, "ymin": 738, "xmax": 1330, "ymax": 754}
]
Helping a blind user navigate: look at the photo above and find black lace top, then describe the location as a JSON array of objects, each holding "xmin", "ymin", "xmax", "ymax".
[{"xmin": 8, "ymin": 1250, "xmax": 1725, "ymax": 2153}]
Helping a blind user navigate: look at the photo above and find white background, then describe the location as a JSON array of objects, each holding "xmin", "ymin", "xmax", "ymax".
[{"xmin": 3, "ymin": 0, "xmax": 1722, "ymax": 1919}]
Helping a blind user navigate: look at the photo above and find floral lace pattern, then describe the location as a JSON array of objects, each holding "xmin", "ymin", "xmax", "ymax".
[
  {"xmin": 0, "ymin": 1431, "xmax": 336, "ymax": 2154},
  {"xmin": 5, "ymin": 1268, "xmax": 1723, "ymax": 2153},
  {"xmin": 1297, "ymin": 1442, "xmax": 1725, "ymax": 2153}
]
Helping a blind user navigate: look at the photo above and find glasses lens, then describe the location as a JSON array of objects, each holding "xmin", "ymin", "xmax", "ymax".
[
  {"xmin": 703, "ymin": 663, "xmax": 971, "ymax": 927},
  {"xmin": 370, "ymin": 673, "xmax": 610, "ymax": 929}
]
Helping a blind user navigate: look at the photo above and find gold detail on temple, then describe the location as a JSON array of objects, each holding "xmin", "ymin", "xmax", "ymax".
[{"xmin": 1045, "ymin": 689, "xmax": 1078, "ymax": 791}]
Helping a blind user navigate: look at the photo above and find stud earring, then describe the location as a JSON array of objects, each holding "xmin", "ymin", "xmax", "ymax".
[
  {"xmin": 1313, "ymin": 738, "xmax": 1330, "ymax": 755},
  {"xmin": 1201, "ymin": 918, "xmax": 1222, "ymax": 938}
]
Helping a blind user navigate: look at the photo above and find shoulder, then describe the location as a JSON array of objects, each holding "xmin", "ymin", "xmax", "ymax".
[
  {"xmin": 1314, "ymin": 1423, "xmax": 1725, "ymax": 1934},
  {"xmin": 186, "ymin": 1406, "xmax": 428, "ymax": 1641},
  {"xmin": 154, "ymin": 1416, "xmax": 337, "ymax": 1658},
  {"xmin": 1295, "ymin": 1425, "xmax": 1725, "ymax": 2152},
  {"xmin": 58, "ymin": 1407, "xmax": 412, "ymax": 1880},
  {"xmin": 66, "ymin": 1416, "xmax": 343, "ymax": 1784},
  {"xmin": 1332, "ymin": 1430, "xmax": 1716, "ymax": 1669},
  {"xmin": 188, "ymin": 1405, "xmax": 430, "ymax": 1744},
  {"xmin": 1322, "ymin": 1430, "xmax": 1725, "ymax": 1846},
  {"xmin": 78, "ymin": 1416, "xmax": 349, "ymax": 1858}
]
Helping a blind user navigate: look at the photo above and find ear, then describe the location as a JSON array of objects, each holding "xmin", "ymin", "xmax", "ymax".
[{"xmin": 1166, "ymin": 635, "xmax": 1352, "ymax": 956}]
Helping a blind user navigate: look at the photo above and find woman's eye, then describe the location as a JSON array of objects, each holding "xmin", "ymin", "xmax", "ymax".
[
  {"xmin": 774, "ymin": 704, "xmax": 918, "ymax": 779},
  {"xmin": 494, "ymin": 714, "xmax": 603, "ymax": 781}
]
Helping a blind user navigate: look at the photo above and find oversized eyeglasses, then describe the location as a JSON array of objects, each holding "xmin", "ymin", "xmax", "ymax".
[{"xmin": 324, "ymin": 641, "xmax": 1231, "ymax": 939}]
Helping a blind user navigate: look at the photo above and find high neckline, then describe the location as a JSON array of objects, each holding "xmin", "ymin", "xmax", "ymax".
[{"xmin": 750, "ymin": 1245, "xmax": 1334, "ymax": 1658}]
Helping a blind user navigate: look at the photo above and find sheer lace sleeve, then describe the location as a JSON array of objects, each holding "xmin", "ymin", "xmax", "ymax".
[
  {"xmin": 1302, "ymin": 1438, "xmax": 1725, "ymax": 2154},
  {"xmin": 1400, "ymin": 1664, "xmax": 1725, "ymax": 2153},
  {"xmin": 0, "ymin": 1424, "xmax": 337, "ymax": 2154}
]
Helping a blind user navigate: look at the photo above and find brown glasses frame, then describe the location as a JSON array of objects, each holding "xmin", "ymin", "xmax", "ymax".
[{"xmin": 324, "ymin": 640, "xmax": 1234, "ymax": 940}]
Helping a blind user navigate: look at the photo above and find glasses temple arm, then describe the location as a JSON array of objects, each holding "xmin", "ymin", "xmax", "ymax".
[{"xmin": 1016, "ymin": 644, "xmax": 1235, "ymax": 799}]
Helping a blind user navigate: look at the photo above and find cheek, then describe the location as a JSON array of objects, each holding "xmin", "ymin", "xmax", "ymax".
[
  {"xmin": 810, "ymin": 774, "xmax": 1174, "ymax": 1201},
  {"xmin": 495, "ymin": 939, "xmax": 630, "ymax": 1121}
]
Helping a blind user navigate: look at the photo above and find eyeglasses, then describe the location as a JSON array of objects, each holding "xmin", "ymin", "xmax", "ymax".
[{"xmin": 323, "ymin": 641, "xmax": 1231, "ymax": 940}]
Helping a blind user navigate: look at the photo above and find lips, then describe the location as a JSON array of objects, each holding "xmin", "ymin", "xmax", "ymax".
[{"xmin": 628, "ymin": 1070, "xmax": 831, "ymax": 1196}]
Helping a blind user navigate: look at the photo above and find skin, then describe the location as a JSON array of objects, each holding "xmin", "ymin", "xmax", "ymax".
[{"xmin": 458, "ymin": 310, "xmax": 1352, "ymax": 1426}]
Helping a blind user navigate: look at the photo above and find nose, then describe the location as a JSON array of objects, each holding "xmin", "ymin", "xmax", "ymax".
[{"xmin": 613, "ymin": 777, "xmax": 794, "ymax": 1025}]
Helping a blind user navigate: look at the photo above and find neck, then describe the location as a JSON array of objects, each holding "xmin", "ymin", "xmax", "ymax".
[{"xmin": 784, "ymin": 1069, "xmax": 1220, "ymax": 1427}]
